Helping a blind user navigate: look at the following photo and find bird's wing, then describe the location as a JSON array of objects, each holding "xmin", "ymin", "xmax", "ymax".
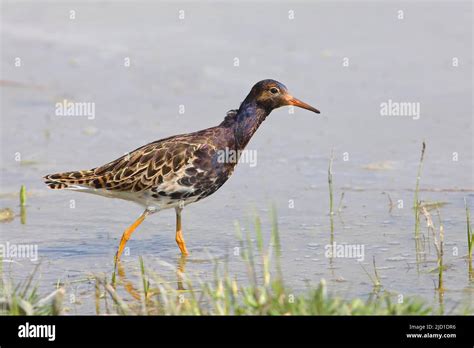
[
  {"xmin": 94, "ymin": 133, "xmax": 221, "ymax": 192},
  {"xmin": 44, "ymin": 133, "xmax": 219, "ymax": 194}
]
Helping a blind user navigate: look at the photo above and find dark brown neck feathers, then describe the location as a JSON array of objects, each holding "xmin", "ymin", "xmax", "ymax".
[{"xmin": 233, "ymin": 102, "xmax": 269, "ymax": 150}]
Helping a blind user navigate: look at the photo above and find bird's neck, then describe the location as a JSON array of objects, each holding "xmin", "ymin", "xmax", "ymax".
[{"xmin": 230, "ymin": 101, "xmax": 269, "ymax": 150}]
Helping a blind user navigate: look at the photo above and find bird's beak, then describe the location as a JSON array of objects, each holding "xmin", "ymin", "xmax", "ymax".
[{"xmin": 286, "ymin": 95, "xmax": 320, "ymax": 114}]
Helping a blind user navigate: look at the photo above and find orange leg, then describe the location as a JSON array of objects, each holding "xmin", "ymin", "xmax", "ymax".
[
  {"xmin": 115, "ymin": 210, "xmax": 150, "ymax": 262},
  {"xmin": 175, "ymin": 208, "xmax": 189, "ymax": 255}
]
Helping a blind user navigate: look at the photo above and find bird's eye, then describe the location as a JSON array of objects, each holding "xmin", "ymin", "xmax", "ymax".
[{"xmin": 270, "ymin": 87, "xmax": 279, "ymax": 94}]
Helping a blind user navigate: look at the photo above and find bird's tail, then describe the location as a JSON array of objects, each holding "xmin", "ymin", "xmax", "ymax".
[{"xmin": 43, "ymin": 169, "xmax": 96, "ymax": 190}]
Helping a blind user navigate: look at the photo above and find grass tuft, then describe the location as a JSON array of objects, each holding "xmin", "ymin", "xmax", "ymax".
[
  {"xmin": 420, "ymin": 206, "xmax": 444, "ymax": 291},
  {"xmin": 413, "ymin": 141, "xmax": 426, "ymax": 270},
  {"xmin": 465, "ymin": 198, "xmax": 473, "ymax": 280},
  {"xmin": 85, "ymin": 211, "xmax": 436, "ymax": 315},
  {"xmin": 0, "ymin": 265, "xmax": 65, "ymax": 315}
]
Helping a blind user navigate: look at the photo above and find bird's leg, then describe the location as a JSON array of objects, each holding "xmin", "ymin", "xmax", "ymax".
[
  {"xmin": 175, "ymin": 207, "xmax": 189, "ymax": 255},
  {"xmin": 115, "ymin": 209, "xmax": 151, "ymax": 262}
]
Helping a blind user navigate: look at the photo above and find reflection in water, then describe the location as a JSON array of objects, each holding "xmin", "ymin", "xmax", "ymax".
[
  {"xmin": 20, "ymin": 205, "xmax": 26, "ymax": 225},
  {"xmin": 469, "ymin": 258, "xmax": 473, "ymax": 281},
  {"xmin": 436, "ymin": 288, "xmax": 445, "ymax": 315},
  {"xmin": 115, "ymin": 254, "xmax": 190, "ymax": 302},
  {"xmin": 116, "ymin": 261, "xmax": 140, "ymax": 300},
  {"xmin": 177, "ymin": 255, "xmax": 188, "ymax": 291}
]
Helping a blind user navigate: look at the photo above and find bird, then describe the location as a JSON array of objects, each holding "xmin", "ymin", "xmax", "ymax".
[{"xmin": 43, "ymin": 79, "xmax": 320, "ymax": 262}]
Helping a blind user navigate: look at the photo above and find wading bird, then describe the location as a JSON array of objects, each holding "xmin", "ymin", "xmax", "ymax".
[{"xmin": 44, "ymin": 79, "xmax": 320, "ymax": 261}]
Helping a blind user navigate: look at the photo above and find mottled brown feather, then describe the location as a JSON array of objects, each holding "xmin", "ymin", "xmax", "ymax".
[{"xmin": 43, "ymin": 115, "xmax": 239, "ymax": 204}]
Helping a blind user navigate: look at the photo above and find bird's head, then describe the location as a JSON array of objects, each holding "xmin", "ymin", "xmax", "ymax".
[{"xmin": 247, "ymin": 79, "xmax": 320, "ymax": 114}]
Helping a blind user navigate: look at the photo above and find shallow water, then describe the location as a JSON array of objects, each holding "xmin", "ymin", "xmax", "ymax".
[{"xmin": 1, "ymin": 1, "xmax": 473, "ymax": 314}]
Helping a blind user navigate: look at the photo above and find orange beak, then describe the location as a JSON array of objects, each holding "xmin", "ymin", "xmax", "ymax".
[{"xmin": 286, "ymin": 95, "xmax": 320, "ymax": 114}]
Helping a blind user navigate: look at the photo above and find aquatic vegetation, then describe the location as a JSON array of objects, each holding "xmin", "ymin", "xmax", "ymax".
[
  {"xmin": 328, "ymin": 150, "xmax": 335, "ymax": 260},
  {"xmin": 0, "ymin": 208, "xmax": 14, "ymax": 223},
  {"xmin": 19, "ymin": 185, "xmax": 26, "ymax": 207},
  {"xmin": 466, "ymin": 198, "xmax": 473, "ymax": 259},
  {"xmin": 1, "ymin": 214, "xmax": 438, "ymax": 316},
  {"xmin": 328, "ymin": 150, "xmax": 335, "ymax": 220},
  {"xmin": 91, "ymin": 215, "xmax": 434, "ymax": 316},
  {"xmin": 20, "ymin": 185, "xmax": 27, "ymax": 224},
  {"xmin": 413, "ymin": 141, "xmax": 426, "ymax": 269},
  {"xmin": 0, "ymin": 265, "xmax": 64, "ymax": 315},
  {"xmin": 420, "ymin": 206, "xmax": 444, "ymax": 291},
  {"xmin": 413, "ymin": 142, "xmax": 426, "ymax": 230},
  {"xmin": 360, "ymin": 256, "xmax": 382, "ymax": 291},
  {"xmin": 465, "ymin": 198, "xmax": 473, "ymax": 280}
]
